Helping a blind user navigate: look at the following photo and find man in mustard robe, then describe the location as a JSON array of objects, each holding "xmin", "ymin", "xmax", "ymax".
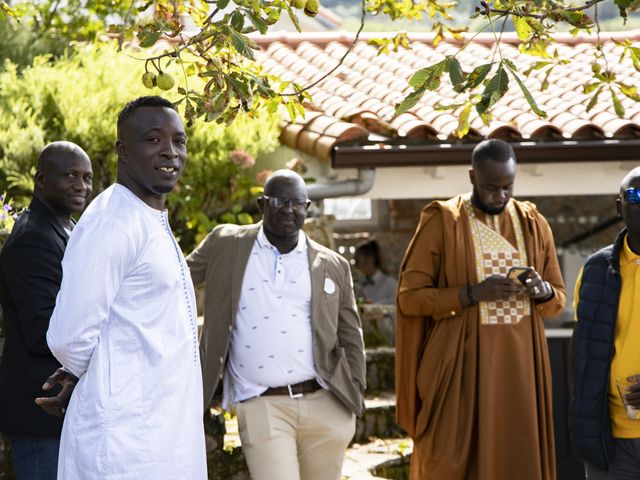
[{"xmin": 395, "ymin": 139, "xmax": 566, "ymax": 480}]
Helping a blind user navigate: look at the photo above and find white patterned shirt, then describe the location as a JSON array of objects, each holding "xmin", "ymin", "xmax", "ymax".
[
  {"xmin": 47, "ymin": 184, "xmax": 206, "ymax": 480},
  {"xmin": 223, "ymin": 227, "xmax": 324, "ymax": 408}
]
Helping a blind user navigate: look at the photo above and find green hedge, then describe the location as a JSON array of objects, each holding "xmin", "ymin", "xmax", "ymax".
[{"xmin": 0, "ymin": 42, "xmax": 281, "ymax": 251}]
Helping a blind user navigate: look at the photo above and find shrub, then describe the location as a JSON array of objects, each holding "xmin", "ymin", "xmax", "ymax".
[{"xmin": 0, "ymin": 42, "xmax": 280, "ymax": 251}]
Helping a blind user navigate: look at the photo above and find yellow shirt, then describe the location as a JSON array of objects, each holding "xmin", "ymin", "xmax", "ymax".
[{"xmin": 574, "ymin": 235, "xmax": 640, "ymax": 437}]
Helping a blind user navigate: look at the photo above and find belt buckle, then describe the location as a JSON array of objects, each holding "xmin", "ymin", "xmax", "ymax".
[{"xmin": 287, "ymin": 384, "xmax": 304, "ymax": 399}]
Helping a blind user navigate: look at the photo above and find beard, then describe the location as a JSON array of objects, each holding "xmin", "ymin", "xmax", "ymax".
[
  {"xmin": 472, "ymin": 188, "xmax": 507, "ymax": 215},
  {"xmin": 151, "ymin": 184, "xmax": 175, "ymax": 195}
]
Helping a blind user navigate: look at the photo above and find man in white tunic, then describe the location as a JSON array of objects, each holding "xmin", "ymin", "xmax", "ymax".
[{"xmin": 46, "ymin": 96, "xmax": 206, "ymax": 480}]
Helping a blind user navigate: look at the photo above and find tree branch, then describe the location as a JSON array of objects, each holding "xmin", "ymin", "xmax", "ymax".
[
  {"xmin": 481, "ymin": 0, "xmax": 606, "ymax": 19},
  {"xmin": 280, "ymin": 0, "xmax": 366, "ymax": 96}
]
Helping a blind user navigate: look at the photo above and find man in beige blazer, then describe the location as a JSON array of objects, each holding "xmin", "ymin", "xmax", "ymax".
[{"xmin": 187, "ymin": 169, "xmax": 366, "ymax": 480}]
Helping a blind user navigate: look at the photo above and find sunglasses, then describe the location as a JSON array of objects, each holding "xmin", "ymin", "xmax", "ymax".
[
  {"xmin": 623, "ymin": 188, "xmax": 640, "ymax": 205},
  {"xmin": 261, "ymin": 195, "xmax": 311, "ymax": 210}
]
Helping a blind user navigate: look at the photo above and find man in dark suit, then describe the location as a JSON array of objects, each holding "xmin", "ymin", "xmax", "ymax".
[
  {"xmin": 0, "ymin": 141, "xmax": 92, "ymax": 480},
  {"xmin": 187, "ymin": 169, "xmax": 366, "ymax": 480}
]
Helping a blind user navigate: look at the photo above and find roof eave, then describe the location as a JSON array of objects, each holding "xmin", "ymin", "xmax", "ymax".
[{"xmin": 331, "ymin": 139, "xmax": 640, "ymax": 168}]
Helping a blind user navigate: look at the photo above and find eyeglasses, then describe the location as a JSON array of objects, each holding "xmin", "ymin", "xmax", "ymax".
[
  {"xmin": 623, "ymin": 188, "xmax": 640, "ymax": 204},
  {"xmin": 261, "ymin": 195, "xmax": 311, "ymax": 210}
]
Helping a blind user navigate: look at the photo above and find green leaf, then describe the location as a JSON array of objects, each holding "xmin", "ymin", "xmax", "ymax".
[
  {"xmin": 396, "ymin": 85, "xmax": 427, "ymax": 114},
  {"xmin": 246, "ymin": 10, "xmax": 267, "ymax": 34},
  {"xmin": 229, "ymin": 28, "xmax": 254, "ymax": 60},
  {"xmin": 511, "ymin": 70, "xmax": 547, "ymax": 117},
  {"xmin": 583, "ymin": 82, "xmax": 601, "ymax": 94},
  {"xmin": 138, "ymin": 28, "xmax": 161, "ymax": 48},
  {"xmin": 217, "ymin": 0, "xmax": 231, "ymax": 9},
  {"xmin": 447, "ymin": 56, "xmax": 465, "ymax": 85},
  {"xmin": 618, "ymin": 83, "xmax": 640, "ymax": 101},
  {"xmin": 614, "ymin": 0, "xmax": 633, "ymax": 19},
  {"xmin": 455, "ymin": 102, "xmax": 473, "ymax": 138},
  {"xmin": 465, "ymin": 63, "xmax": 493, "ymax": 89},
  {"xmin": 502, "ymin": 58, "xmax": 517, "ymax": 72},
  {"xmin": 285, "ymin": 101, "xmax": 299, "ymax": 122},
  {"xmin": 610, "ymin": 87, "xmax": 625, "ymax": 117},
  {"xmin": 285, "ymin": 6, "xmax": 301, "ymax": 33},
  {"xmin": 523, "ymin": 61, "xmax": 552, "ymax": 76},
  {"xmin": 237, "ymin": 212, "xmax": 254, "ymax": 225},
  {"xmin": 434, "ymin": 101, "xmax": 466, "ymax": 111},
  {"xmin": 409, "ymin": 60, "xmax": 446, "ymax": 89},
  {"xmin": 585, "ymin": 85, "xmax": 604, "ymax": 112},
  {"xmin": 476, "ymin": 66, "xmax": 509, "ymax": 115},
  {"xmin": 231, "ymin": 10, "xmax": 244, "ymax": 31},
  {"xmin": 562, "ymin": 10, "xmax": 591, "ymax": 28},
  {"xmin": 220, "ymin": 212, "xmax": 237, "ymax": 224},
  {"xmin": 514, "ymin": 17, "xmax": 533, "ymax": 41},
  {"xmin": 629, "ymin": 47, "xmax": 640, "ymax": 71},
  {"xmin": 541, "ymin": 68, "xmax": 553, "ymax": 91}
]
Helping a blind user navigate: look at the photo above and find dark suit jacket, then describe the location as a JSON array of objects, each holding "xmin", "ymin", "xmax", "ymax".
[
  {"xmin": 0, "ymin": 197, "xmax": 66, "ymax": 437},
  {"xmin": 187, "ymin": 222, "xmax": 366, "ymax": 416}
]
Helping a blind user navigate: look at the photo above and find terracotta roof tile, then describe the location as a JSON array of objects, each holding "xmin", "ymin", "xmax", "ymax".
[{"xmin": 254, "ymin": 31, "xmax": 640, "ymax": 162}]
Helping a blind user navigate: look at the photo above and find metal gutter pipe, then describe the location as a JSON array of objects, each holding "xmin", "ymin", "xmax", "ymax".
[{"xmin": 306, "ymin": 168, "xmax": 376, "ymax": 201}]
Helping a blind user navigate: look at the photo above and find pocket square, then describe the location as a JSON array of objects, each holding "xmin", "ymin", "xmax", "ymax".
[{"xmin": 324, "ymin": 278, "xmax": 336, "ymax": 294}]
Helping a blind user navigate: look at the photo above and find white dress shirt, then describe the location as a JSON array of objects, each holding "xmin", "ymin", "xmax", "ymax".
[
  {"xmin": 223, "ymin": 227, "xmax": 323, "ymax": 408},
  {"xmin": 47, "ymin": 184, "xmax": 206, "ymax": 480}
]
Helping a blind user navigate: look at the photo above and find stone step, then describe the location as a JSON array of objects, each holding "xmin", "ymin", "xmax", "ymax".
[
  {"xmin": 361, "ymin": 305, "xmax": 395, "ymax": 348},
  {"xmin": 343, "ymin": 437, "xmax": 413, "ymax": 480},
  {"xmin": 366, "ymin": 347, "xmax": 395, "ymax": 394},
  {"xmin": 354, "ymin": 393, "xmax": 405, "ymax": 444}
]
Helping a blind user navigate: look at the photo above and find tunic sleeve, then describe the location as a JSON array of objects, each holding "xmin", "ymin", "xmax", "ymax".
[
  {"xmin": 533, "ymin": 212, "xmax": 567, "ymax": 318},
  {"xmin": 397, "ymin": 211, "xmax": 463, "ymax": 320},
  {"xmin": 47, "ymin": 214, "xmax": 132, "ymax": 378}
]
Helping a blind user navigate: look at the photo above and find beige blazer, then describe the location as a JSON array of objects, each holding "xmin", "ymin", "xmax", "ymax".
[{"xmin": 187, "ymin": 223, "xmax": 366, "ymax": 416}]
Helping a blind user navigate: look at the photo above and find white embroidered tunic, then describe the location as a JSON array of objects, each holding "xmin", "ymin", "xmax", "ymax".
[{"xmin": 47, "ymin": 184, "xmax": 206, "ymax": 480}]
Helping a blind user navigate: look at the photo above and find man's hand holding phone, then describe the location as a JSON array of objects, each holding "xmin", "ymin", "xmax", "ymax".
[
  {"xmin": 507, "ymin": 266, "xmax": 553, "ymax": 301},
  {"xmin": 470, "ymin": 275, "xmax": 523, "ymax": 303}
]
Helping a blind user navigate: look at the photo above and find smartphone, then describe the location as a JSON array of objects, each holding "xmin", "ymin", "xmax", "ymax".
[{"xmin": 507, "ymin": 266, "xmax": 532, "ymax": 285}]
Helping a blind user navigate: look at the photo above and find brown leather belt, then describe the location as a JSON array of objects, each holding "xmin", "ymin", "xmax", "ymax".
[{"xmin": 262, "ymin": 379, "xmax": 321, "ymax": 398}]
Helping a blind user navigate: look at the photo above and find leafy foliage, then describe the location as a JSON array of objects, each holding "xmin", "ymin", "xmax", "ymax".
[
  {"xmin": 2, "ymin": 0, "xmax": 640, "ymax": 140},
  {"xmin": 395, "ymin": 0, "xmax": 640, "ymax": 136},
  {"xmin": 0, "ymin": 44, "xmax": 280, "ymax": 251},
  {"xmin": 0, "ymin": 193, "xmax": 17, "ymax": 232}
]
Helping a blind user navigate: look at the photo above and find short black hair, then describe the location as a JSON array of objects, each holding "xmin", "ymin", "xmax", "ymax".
[
  {"xmin": 37, "ymin": 141, "xmax": 89, "ymax": 173},
  {"xmin": 117, "ymin": 96, "xmax": 177, "ymax": 134},
  {"xmin": 471, "ymin": 139, "xmax": 516, "ymax": 170},
  {"xmin": 355, "ymin": 240, "xmax": 382, "ymax": 268}
]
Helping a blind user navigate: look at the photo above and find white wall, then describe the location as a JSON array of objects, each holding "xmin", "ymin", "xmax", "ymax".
[{"xmin": 331, "ymin": 161, "xmax": 639, "ymax": 199}]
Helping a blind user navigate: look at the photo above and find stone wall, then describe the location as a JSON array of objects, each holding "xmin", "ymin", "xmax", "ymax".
[{"xmin": 335, "ymin": 195, "xmax": 622, "ymax": 279}]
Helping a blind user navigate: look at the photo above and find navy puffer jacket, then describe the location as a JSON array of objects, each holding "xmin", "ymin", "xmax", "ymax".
[{"xmin": 569, "ymin": 229, "xmax": 626, "ymax": 472}]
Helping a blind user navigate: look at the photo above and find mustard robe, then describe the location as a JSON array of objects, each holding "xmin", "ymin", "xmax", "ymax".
[{"xmin": 395, "ymin": 194, "xmax": 566, "ymax": 480}]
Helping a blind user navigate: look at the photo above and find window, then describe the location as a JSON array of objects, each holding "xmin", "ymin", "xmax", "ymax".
[{"xmin": 323, "ymin": 198, "xmax": 372, "ymax": 221}]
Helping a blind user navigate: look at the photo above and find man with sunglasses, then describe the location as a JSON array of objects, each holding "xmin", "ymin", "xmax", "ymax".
[
  {"xmin": 187, "ymin": 169, "xmax": 365, "ymax": 480},
  {"xmin": 570, "ymin": 167, "xmax": 640, "ymax": 479}
]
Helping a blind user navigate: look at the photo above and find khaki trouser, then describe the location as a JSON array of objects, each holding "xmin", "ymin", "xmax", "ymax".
[{"xmin": 236, "ymin": 389, "xmax": 356, "ymax": 480}]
